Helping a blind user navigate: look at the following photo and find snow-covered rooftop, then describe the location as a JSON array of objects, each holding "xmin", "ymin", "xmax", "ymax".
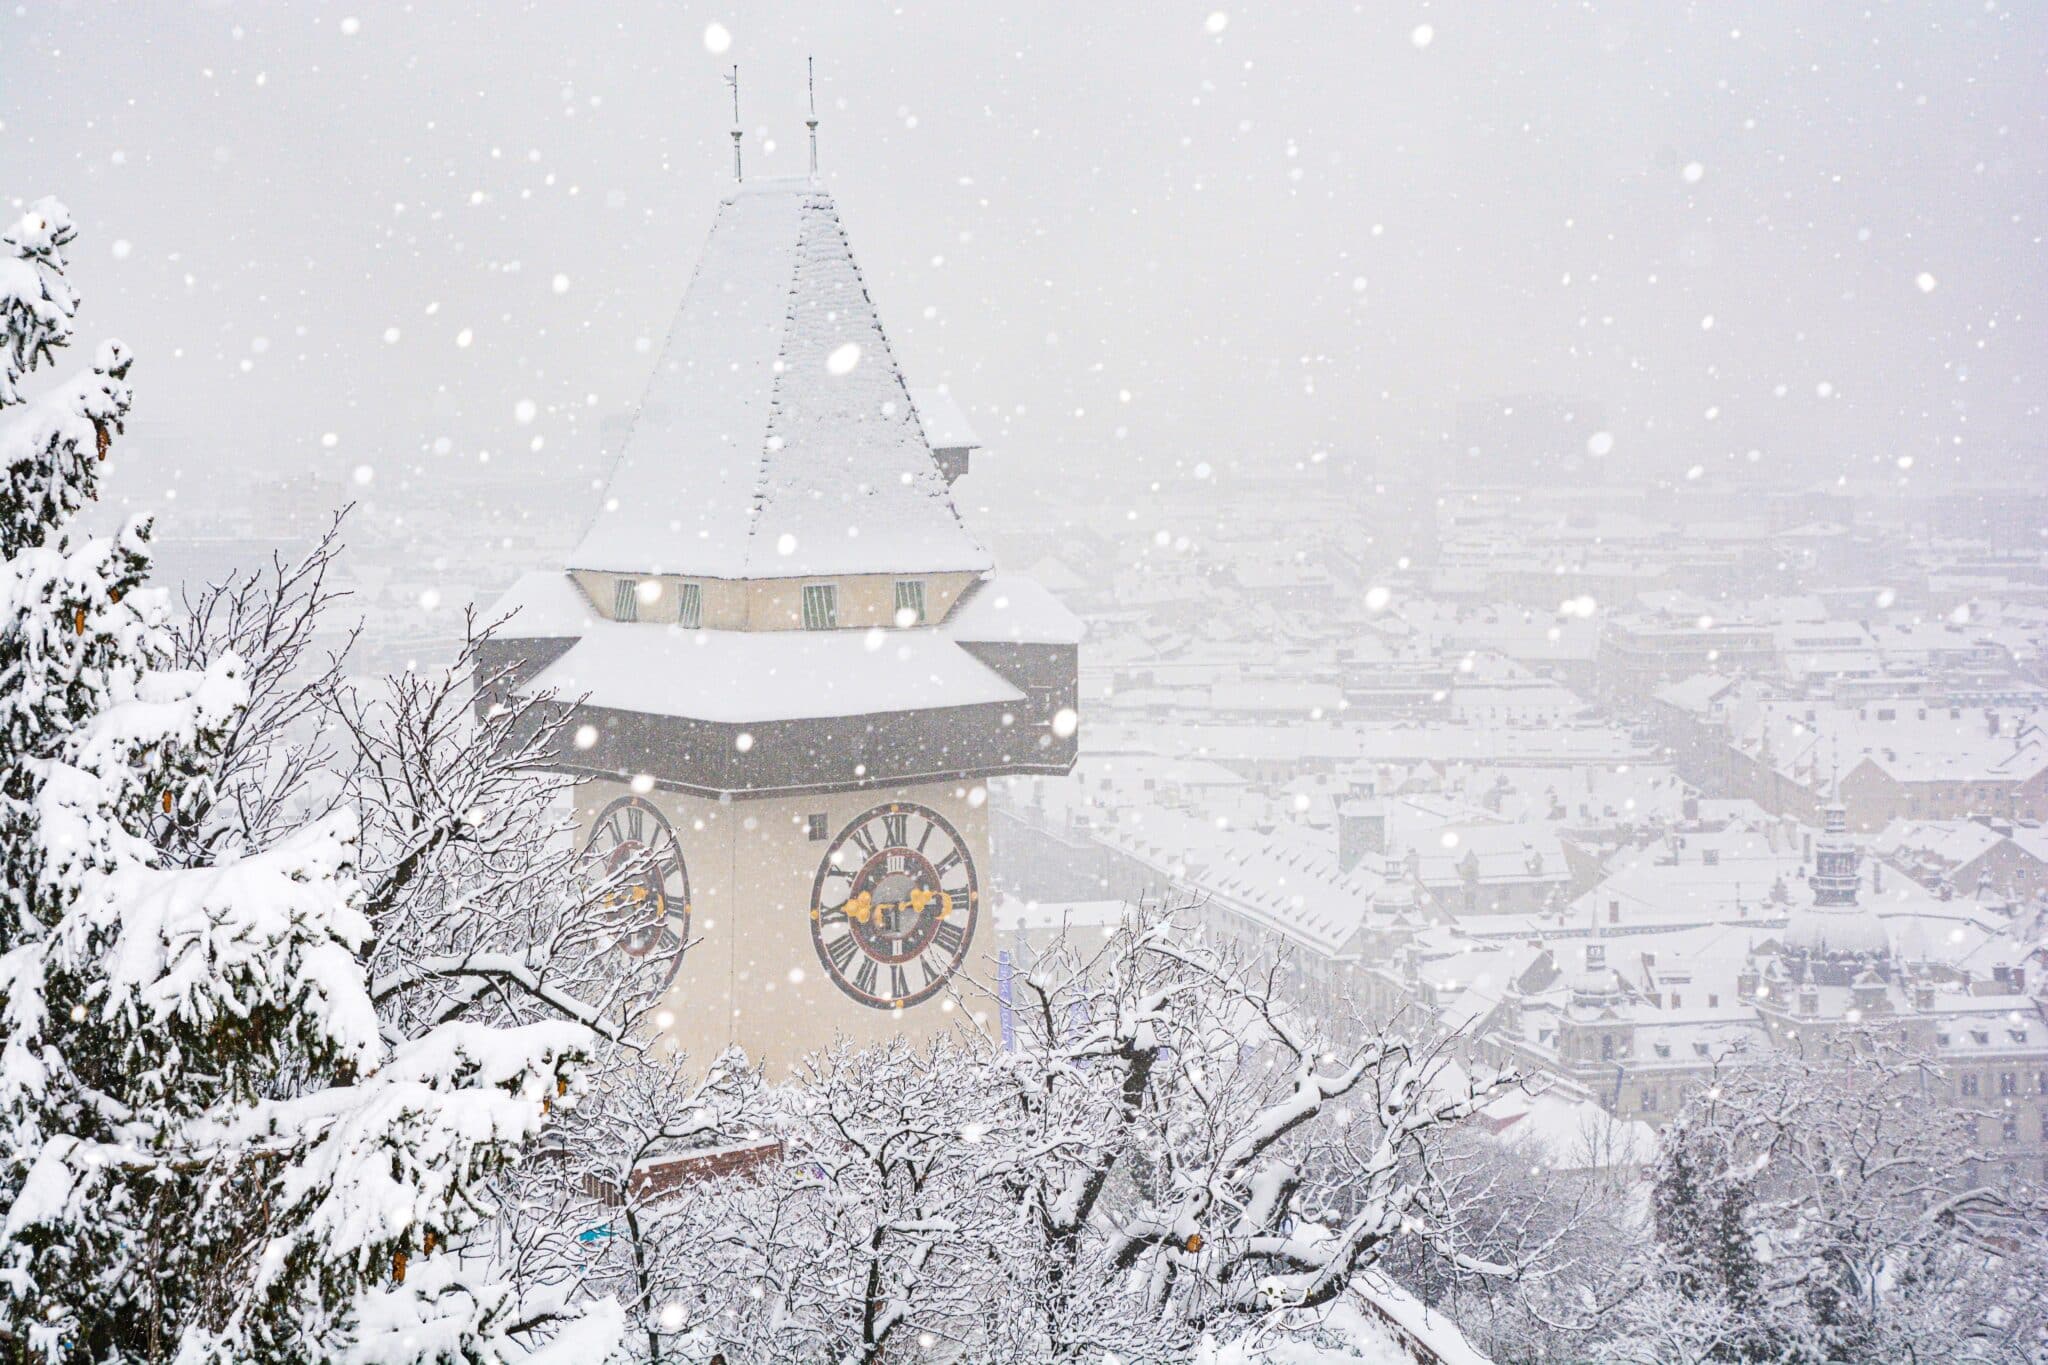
[
  {"xmin": 525, "ymin": 620, "xmax": 1022, "ymax": 724},
  {"xmin": 944, "ymin": 575, "xmax": 1084, "ymax": 646},
  {"xmin": 568, "ymin": 177, "xmax": 990, "ymax": 582},
  {"xmin": 907, "ymin": 386, "xmax": 977, "ymax": 450},
  {"xmin": 484, "ymin": 569, "xmax": 598, "ymax": 636}
]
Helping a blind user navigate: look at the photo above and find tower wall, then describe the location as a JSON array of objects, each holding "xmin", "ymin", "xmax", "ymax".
[{"xmin": 576, "ymin": 774, "xmax": 995, "ymax": 1070}]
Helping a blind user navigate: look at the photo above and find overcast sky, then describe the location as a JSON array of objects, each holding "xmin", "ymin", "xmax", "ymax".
[{"xmin": 5, "ymin": 0, "xmax": 2043, "ymax": 536}]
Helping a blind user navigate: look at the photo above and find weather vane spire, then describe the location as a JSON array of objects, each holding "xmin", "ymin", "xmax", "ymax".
[
  {"xmin": 807, "ymin": 56, "xmax": 821, "ymax": 177},
  {"xmin": 726, "ymin": 64, "xmax": 743, "ymax": 182}
]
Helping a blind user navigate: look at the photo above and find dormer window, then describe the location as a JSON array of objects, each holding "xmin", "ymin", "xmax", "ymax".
[
  {"xmin": 677, "ymin": 582, "xmax": 702, "ymax": 629},
  {"xmin": 895, "ymin": 579, "xmax": 928, "ymax": 625},
  {"xmin": 801, "ymin": 583, "xmax": 838, "ymax": 630},
  {"xmin": 612, "ymin": 578, "xmax": 639, "ymax": 622}
]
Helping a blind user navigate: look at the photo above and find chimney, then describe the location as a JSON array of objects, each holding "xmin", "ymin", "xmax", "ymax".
[
  {"xmin": 1798, "ymin": 980, "xmax": 1821, "ymax": 1017},
  {"xmin": 1913, "ymin": 980, "xmax": 1935, "ymax": 1012},
  {"xmin": 1988, "ymin": 709, "xmax": 2001, "ymax": 737},
  {"xmin": 1337, "ymin": 800, "xmax": 1386, "ymax": 875},
  {"xmin": 1737, "ymin": 963, "xmax": 1760, "ymax": 1001}
]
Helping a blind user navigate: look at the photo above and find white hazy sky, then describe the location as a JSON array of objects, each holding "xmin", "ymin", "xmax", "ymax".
[{"xmin": 5, "ymin": 0, "xmax": 2043, "ymax": 531}]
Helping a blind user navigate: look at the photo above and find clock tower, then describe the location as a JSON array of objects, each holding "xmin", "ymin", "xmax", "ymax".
[{"xmin": 479, "ymin": 173, "xmax": 1080, "ymax": 1065}]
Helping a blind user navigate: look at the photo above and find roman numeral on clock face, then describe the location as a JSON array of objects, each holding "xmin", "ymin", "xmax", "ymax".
[
  {"xmin": 932, "ymin": 918, "xmax": 966, "ymax": 957},
  {"xmin": 826, "ymin": 935, "xmax": 858, "ymax": 973},
  {"xmin": 883, "ymin": 812, "xmax": 910, "ymax": 847},
  {"xmin": 848, "ymin": 823, "xmax": 879, "ymax": 859},
  {"xmin": 854, "ymin": 956, "xmax": 879, "ymax": 997}
]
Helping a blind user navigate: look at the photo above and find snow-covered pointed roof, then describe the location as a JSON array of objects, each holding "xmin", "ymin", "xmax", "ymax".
[{"xmin": 568, "ymin": 176, "xmax": 991, "ymax": 582}]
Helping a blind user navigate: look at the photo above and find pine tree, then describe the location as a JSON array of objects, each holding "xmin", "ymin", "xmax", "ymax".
[
  {"xmin": 0, "ymin": 199, "xmax": 604, "ymax": 1363},
  {"xmin": 0, "ymin": 199, "xmax": 139, "ymax": 946}
]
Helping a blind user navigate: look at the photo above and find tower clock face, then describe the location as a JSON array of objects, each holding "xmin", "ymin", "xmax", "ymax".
[
  {"xmin": 583, "ymin": 794, "xmax": 691, "ymax": 990},
  {"xmin": 810, "ymin": 801, "xmax": 979, "ymax": 1010}
]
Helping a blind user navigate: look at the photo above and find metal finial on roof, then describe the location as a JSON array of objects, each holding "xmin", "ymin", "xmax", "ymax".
[
  {"xmin": 806, "ymin": 56, "xmax": 821, "ymax": 177},
  {"xmin": 726, "ymin": 64, "xmax": 744, "ymax": 182}
]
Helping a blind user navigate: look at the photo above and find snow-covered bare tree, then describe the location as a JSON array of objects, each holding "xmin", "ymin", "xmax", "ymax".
[
  {"xmin": 1597, "ymin": 1043, "xmax": 2048, "ymax": 1364},
  {"xmin": 161, "ymin": 509, "xmax": 356, "ymax": 866},
  {"xmin": 762, "ymin": 1034, "xmax": 1020, "ymax": 1364},
  {"xmin": 160, "ymin": 502, "xmax": 683, "ymax": 1052},
  {"xmin": 0, "ymin": 197, "xmax": 616, "ymax": 1364},
  {"xmin": 1374, "ymin": 1117, "xmax": 1642, "ymax": 1363},
  {"xmin": 343, "ymin": 617, "xmax": 683, "ymax": 1043},
  {"xmin": 520, "ymin": 1034, "xmax": 1018, "ymax": 1365},
  {"xmin": 497, "ymin": 1045, "xmax": 767, "ymax": 1362},
  {"xmin": 453, "ymin": 898, "xmax": 1535, "ymax": 1363},
  {"xmin": 982, "ymin": 896, "xmax": 1521, "ymax": 1361}
]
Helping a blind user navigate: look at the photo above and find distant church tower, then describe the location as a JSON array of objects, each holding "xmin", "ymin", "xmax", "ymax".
[
  {"xmin": 1808, "ymin": 799, "xmax": 1862, "ymax": 908},
  {"xmin": 1784, "ymin": 795, "xmax": 1888, "ymax": 986},
  {"xmin": 481, "ymin": 167, "xmax": 1080, "ymax": 1065}
]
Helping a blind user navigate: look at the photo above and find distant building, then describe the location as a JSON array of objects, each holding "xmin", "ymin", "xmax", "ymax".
[{"xmin": 1597, "ymin": 614, "xmax": 1775, "ymax": 704}]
